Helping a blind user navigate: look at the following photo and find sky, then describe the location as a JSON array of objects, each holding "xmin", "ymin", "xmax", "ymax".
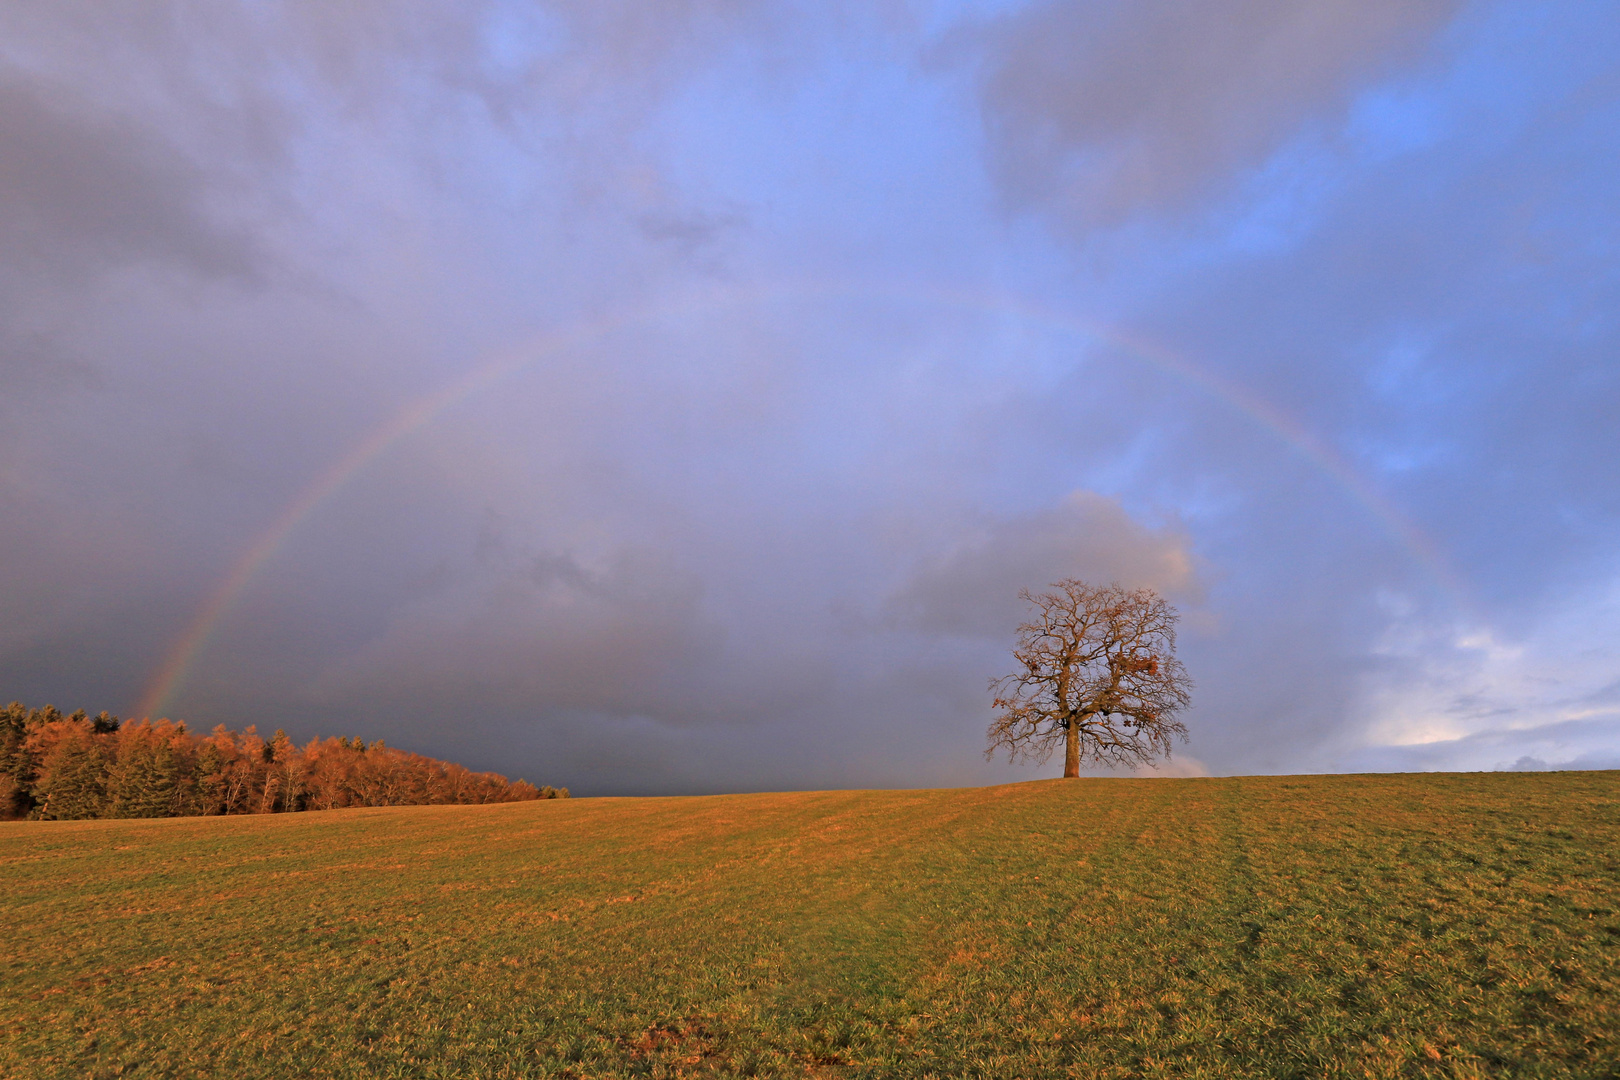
[{"xmin": 2, "ymin": 1, "xmax": 1617, "ymax": 795}]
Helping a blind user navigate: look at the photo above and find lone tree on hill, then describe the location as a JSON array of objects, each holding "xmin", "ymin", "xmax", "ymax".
[{"xmin": 987, "ymin": 580, "xmax": 1192, "ymax": 778}]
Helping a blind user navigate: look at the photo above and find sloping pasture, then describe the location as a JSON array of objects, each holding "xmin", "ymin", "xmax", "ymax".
[{"xmin": 3, "ymin": 773, "xmax": 1616, "ymax": 1078}]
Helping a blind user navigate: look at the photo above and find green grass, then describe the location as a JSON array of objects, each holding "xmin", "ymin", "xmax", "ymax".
[{"xmin": 2, "ymin": 773, "xmax": 1617, "ymax": 1079}]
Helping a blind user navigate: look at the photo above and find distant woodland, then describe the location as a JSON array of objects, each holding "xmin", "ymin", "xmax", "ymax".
[{"xmin": 0, "ymin": 702, "xmax": 565, "ymax": 820}]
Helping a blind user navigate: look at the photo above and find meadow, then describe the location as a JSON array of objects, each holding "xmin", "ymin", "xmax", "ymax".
[{"xmin": 2, "ymin": 772, "xmax": 1616, "ymax": 1079}]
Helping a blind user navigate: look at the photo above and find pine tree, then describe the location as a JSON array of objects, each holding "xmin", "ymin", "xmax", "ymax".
[
  {"xmin": 192, "ymin": 741, "xmax": 227, "ymax": 815},
  {"xmin": 37, "ymin": 733, "xmax": 111, "ymax": 820},
  {"xmin": 0, "ymin": 702, "xmax": 37, "ymax": 818},
  {"xmin": 6, "ymin": 702, "xmax": 557, "ymax": 817},
  {"xmin": 106, "ymin": 724, "xmax": 183, "ymax": 818}
]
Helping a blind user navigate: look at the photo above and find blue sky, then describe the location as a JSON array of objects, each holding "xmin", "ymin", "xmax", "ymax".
[{"xmin": 1, "ymin": 1, "xmax": 1616, "ymax": 793}]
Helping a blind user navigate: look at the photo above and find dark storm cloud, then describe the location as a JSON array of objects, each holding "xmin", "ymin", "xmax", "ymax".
[
  {"xmin": 0, "ymin": 78, "xmax": 257, "ymax": 281},
  {"xmin": 303, "ymin": 488, "xmax": 1197, "ymax": 737},
  {"xmin": 316, "ymin": 544, "xmax": 727, "ymax": 725},
  {"xmin": 1, "ymin": 1, "xmax": 1615, "ymax": 793},
  {"xmin": 0, "ymin": 62, "xmax": 261, "ymax": 422}
]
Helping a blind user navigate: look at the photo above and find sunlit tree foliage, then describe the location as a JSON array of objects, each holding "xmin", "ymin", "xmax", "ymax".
[{"xmin": 0, "ymin": 702, "xmax": 565, "ymax": 820}]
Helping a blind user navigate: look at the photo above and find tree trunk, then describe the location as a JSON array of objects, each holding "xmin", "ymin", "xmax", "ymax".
[{"xmin": 1063, "ymin": 719, "xmax": 1080, "ymax": 778}]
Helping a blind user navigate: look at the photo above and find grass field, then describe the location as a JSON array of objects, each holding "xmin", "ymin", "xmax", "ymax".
[{"xmin": 2, "ymin": 773, "xmax": 1617, "ymax": 1079}]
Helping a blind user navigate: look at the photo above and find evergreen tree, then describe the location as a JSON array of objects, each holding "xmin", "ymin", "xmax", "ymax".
[
  {"xmin": 0, "ymin": 702, "xmax": 37, "ymax": 818},
  {"xmin": 106, "ymin": 725, "xmax": 183, "ymax": 818},
  {"xmin": 36, "ymin": 733, "xmax": 110, "ymax": 820},
  {"xmin": 192, "ymin": 741, "xmax": 227, "ymax": 815},
  {"xmin": 4, "ymin": 701, "xmax": 560, "ymax": 817}
]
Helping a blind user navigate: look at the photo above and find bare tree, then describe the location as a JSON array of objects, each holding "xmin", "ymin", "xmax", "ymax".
[{"xmin": 988, "ymin": 580, "xmax": 1192, "ymax": 777}]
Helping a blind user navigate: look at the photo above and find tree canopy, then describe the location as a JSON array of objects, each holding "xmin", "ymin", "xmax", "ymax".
[
  {"xmin": 987, "ymin": 580, "xmax": 1192, "ymax": 777},
  {"xmin": 0, "ymin": 702, "xmax": 566, "ymax": 820}
]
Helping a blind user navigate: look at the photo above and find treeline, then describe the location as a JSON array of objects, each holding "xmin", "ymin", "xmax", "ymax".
[{"xmin": 0, "ymin": 702, "xmax": 566, "ymax": 821}]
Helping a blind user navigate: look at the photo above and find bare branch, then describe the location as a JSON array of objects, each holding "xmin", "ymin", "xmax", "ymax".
[{"xmin": 987, "ymin": 580, "xmax": 1192, "ymax": 777}]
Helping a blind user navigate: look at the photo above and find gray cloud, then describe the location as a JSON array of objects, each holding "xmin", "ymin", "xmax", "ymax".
[
  {"xmin": 315, "ymin": 544, "xmax": 726, "ymax": 724},
  {"xmin": 0, "ymin": 76, "xmax": 258, "ymax": 281},
  {"xmin": 971, "ymin": 0, "xmax": 1461, "ymax": 224},
  {"xmin": 886, "ymin": 491, "xmax": 1199, "ymax": 636},
  {"xmin": 636, "ymin": 204, "xmax": 750, "ymax": 262},
  {"xmin": 0, "ymin": 1, "xmax": 1615, "ymax": 795}
]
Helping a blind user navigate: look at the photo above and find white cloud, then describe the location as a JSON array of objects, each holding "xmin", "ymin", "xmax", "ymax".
[{"xmin": 1347, "ymin": 573, "xmax": 1620, "ymax": 770}]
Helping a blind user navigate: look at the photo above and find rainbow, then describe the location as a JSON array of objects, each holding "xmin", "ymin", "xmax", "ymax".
[{"xmin": 136, "ymin": 280, "xmax": 1474, "ymax": 720}]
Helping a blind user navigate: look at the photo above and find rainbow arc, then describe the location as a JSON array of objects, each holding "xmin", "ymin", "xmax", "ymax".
[{"xmin": 138, "ymin": 280, "xmax": 1475, "ymax": 720}]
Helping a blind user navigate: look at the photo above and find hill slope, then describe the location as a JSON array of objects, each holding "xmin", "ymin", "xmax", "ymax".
[{"xmin": 3, "ymin": 773, "xmax": 1617, "ymax": 1078}]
